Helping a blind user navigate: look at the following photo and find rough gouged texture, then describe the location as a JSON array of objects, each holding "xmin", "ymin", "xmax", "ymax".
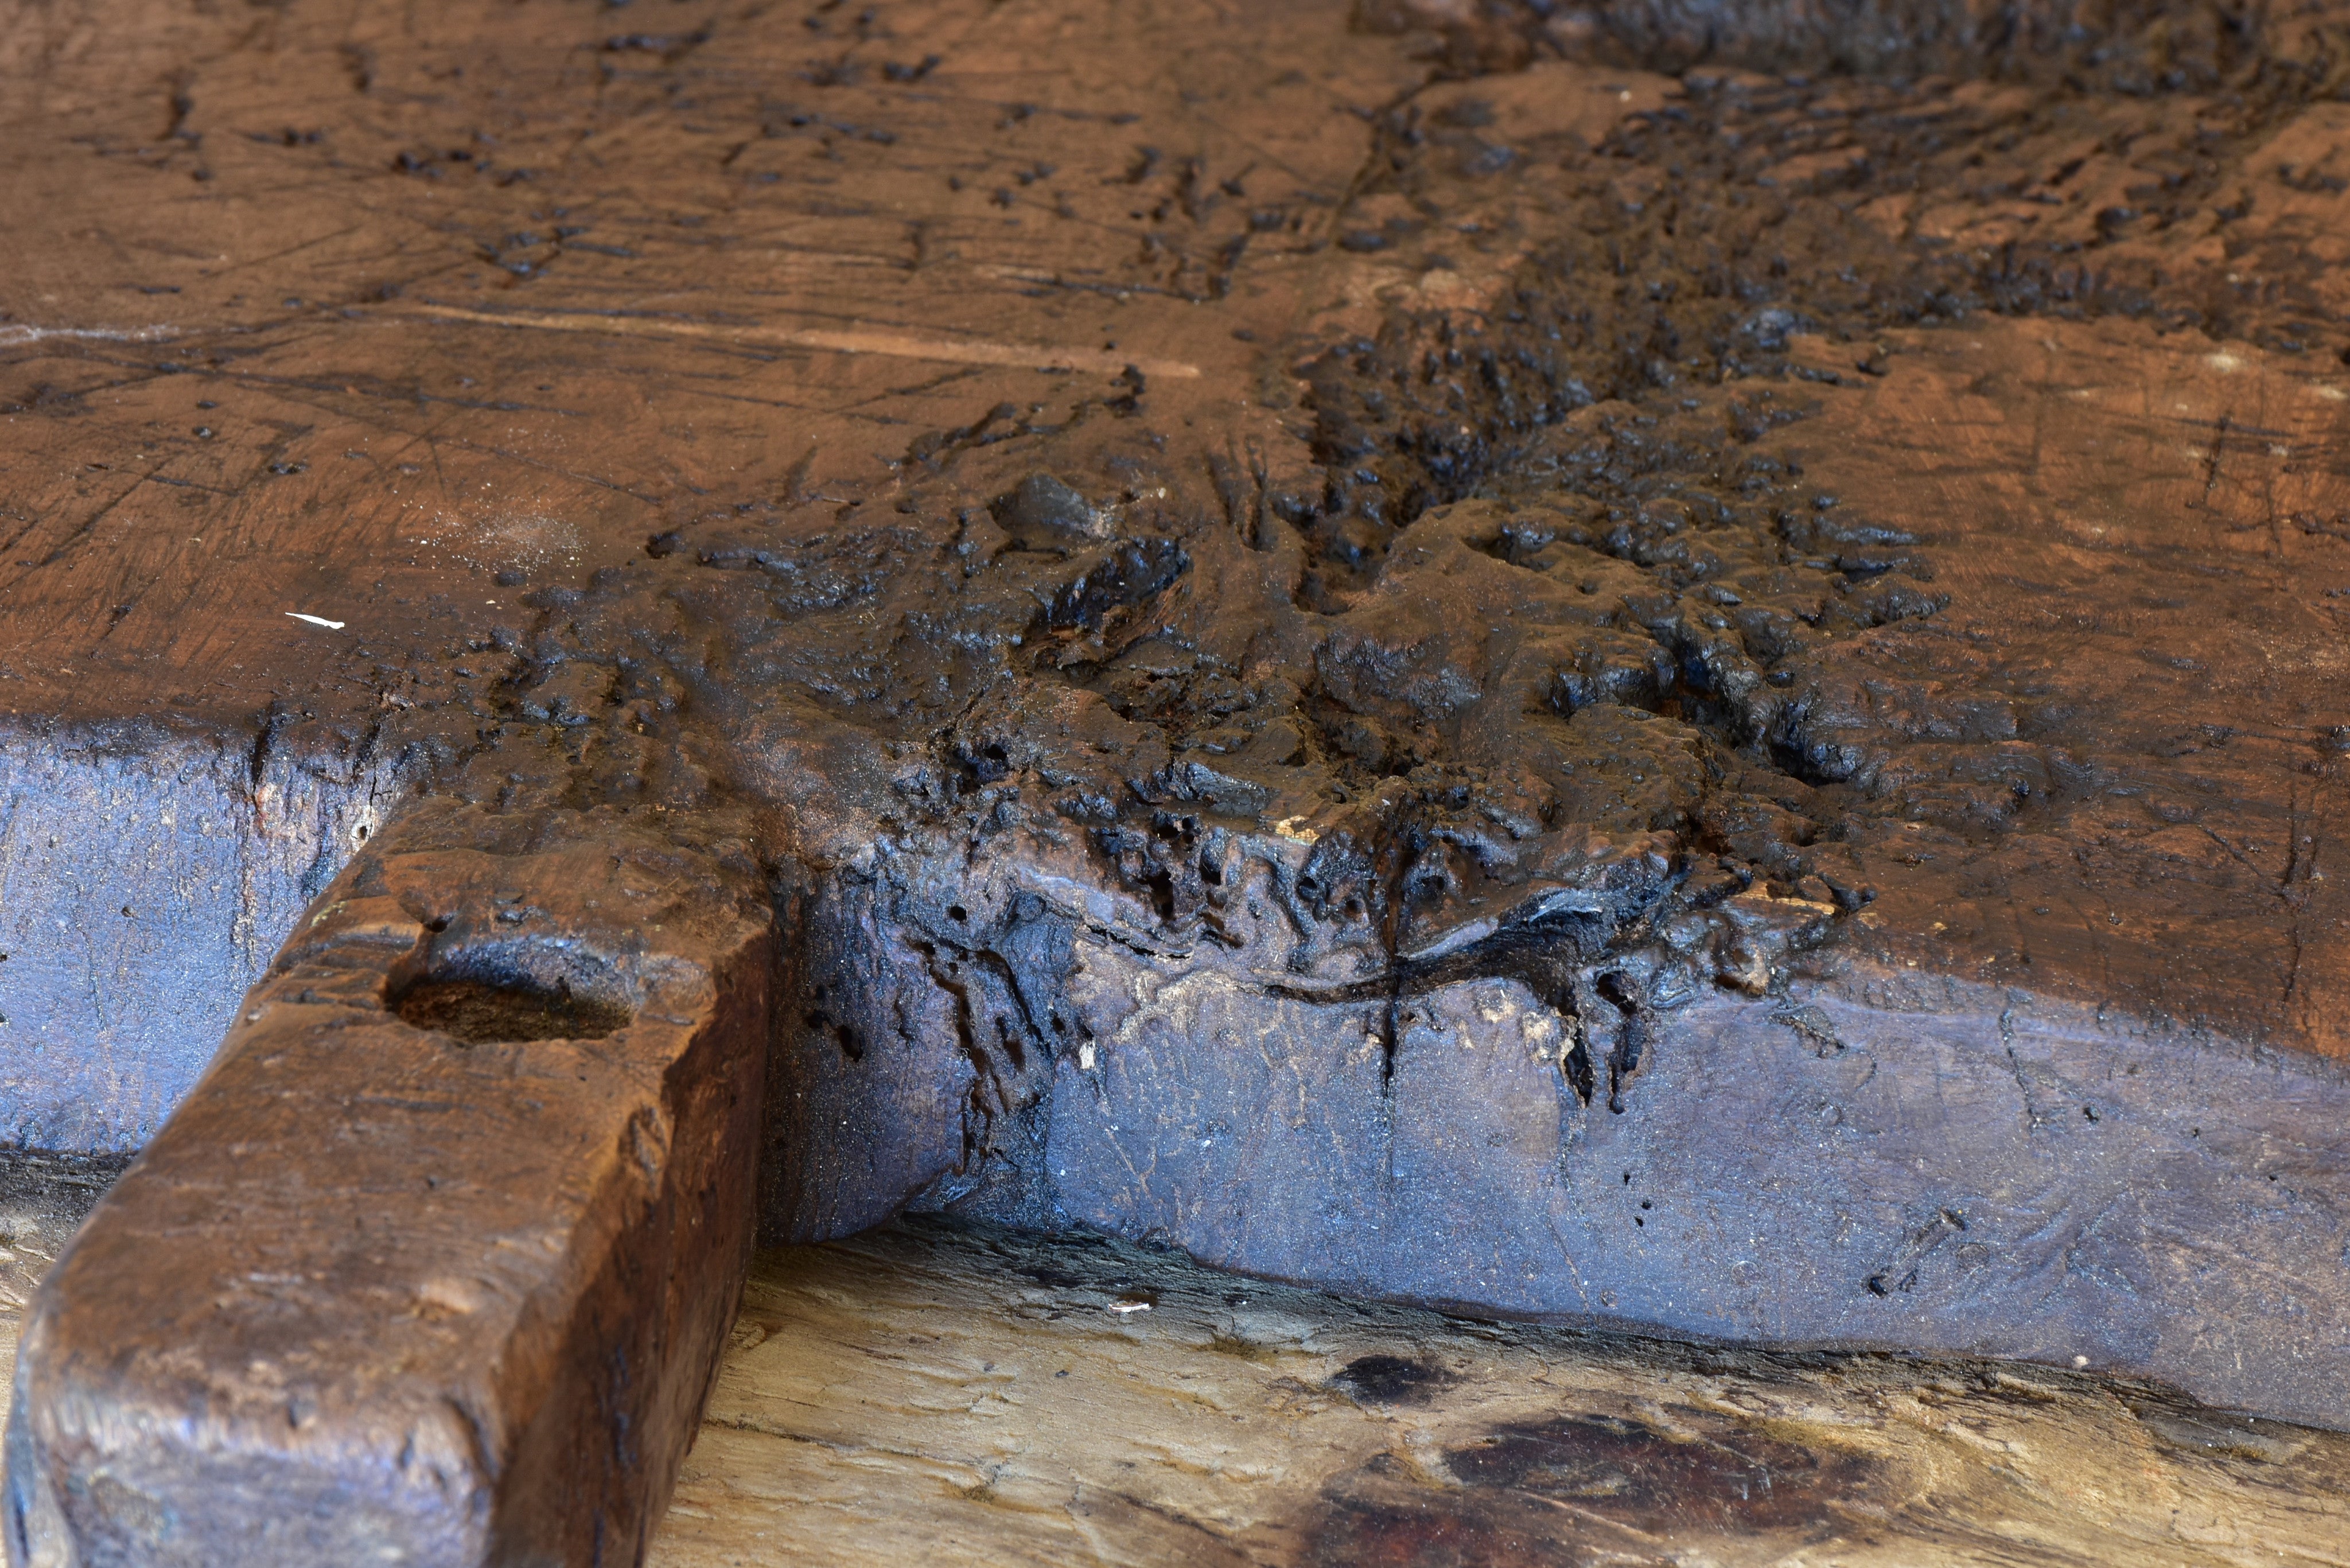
[
  {"xmin": 5, "ymin": 804, "xmax": 771, "ymax": 1565},
  {"xmin": 14, "ymin": 0, "xmax": 2350, "ymax": 1534},
  {"xmin": 0, "ymin": 0, "xmax": 1435, "ymax": 1146}
]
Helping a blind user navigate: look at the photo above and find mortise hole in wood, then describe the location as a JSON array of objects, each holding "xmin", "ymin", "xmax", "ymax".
[{"xmin": 391, "ymin": 975, "xmax": 631, "ymax": 1044}]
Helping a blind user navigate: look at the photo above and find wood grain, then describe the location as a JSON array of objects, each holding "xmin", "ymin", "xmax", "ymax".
[
  {"xmin": 0, "ymin": 1186, "xmax": 2337, "ymax": 1567},
  {"xmin": 10, "ymin": 0, "xmax": 2350, "ymax": 1553},
  {"xmin": 7, "ymin": 804, "xmax": 772, "ymax": 1564},
  {"xmin": 651, "ymin": 1221, "xmax": 2350, "ymax": 1566}
]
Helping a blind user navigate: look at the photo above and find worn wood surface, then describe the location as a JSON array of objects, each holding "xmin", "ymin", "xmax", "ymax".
[
  {"xmin": 9, "ymin": 804, "xmax": 774, "ymax": 1563},
  {"xmin": 0, "ymin": 1177, "xmax": 2344, "ymax": 1567},
  {"xmin": 11, "ymin": 0, "xmax": 2350, "ymax": 1554},
  {"xmin": 0, "ymin": 0, "xmax": 1413, "ymax": 1149},
  {"xmin": 659, "ymin": 1221, "xmax": 2350, "ymax": 1567}
]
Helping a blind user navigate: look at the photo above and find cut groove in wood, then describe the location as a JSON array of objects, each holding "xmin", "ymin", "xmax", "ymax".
[{"xmin": 389, "ymin": 305, "xmax": 1209, "ymax": 381}]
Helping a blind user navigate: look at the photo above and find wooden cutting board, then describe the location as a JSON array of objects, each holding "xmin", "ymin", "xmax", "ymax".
[{"xmin": 6, "ymin": 0, "xmax": 2350, "ymax": 1558}]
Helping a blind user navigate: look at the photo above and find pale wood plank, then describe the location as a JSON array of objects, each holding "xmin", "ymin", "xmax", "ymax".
[
  {"xmin": 2, "ymin": 1168, "xmax": 2341, "ymax": 1563},
  {"xmin": 651, "ymin": 1220, "xmax": 2350, "ymax": 1567}
]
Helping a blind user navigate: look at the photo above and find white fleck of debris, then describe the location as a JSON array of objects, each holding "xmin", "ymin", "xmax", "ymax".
[
  {"xmin": 286, "ymin": 613, "xmax": 346, "ymax": 631},
  {"xmin": 2073, "ymin": 1355, "xmax": 2090, "ymax": 1368},
  {"xmin": 2316, "ymin": 385, "xmax": 2348, "ymax": 402},
  {"xmin": 1618, "ymin": 89, "xmax": 1631, "ymax": 102},
  {"xmin": 1079, "ymin": 1042, "xmax": 1096, "ymax": 1071},
  {"xmin": 1107, "ymin": 1298, "xmax": 1151, "ymax": 1316},
  {"xmin": 2270, "ymin": 445, "xmax": 2291, "ymax": 458},
  {"xmin": 1273, "ymin": 815, "xmax": 1319, "ymax": 845},
  {"xmin": 0, "ymin": 323, "xmax": 178, "ymax": 348},
  {"xmin": 2207, "ymin": 351, "xmax": 2243, "ymax": 373}
]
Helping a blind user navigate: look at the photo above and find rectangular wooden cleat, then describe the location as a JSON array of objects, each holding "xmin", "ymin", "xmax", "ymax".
[{"xmin": 4, "ymin": 801, "xmax": 771, "ymax": 1566}]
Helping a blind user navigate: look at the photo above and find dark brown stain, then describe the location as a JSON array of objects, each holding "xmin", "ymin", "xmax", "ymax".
[
  {"xmin": 1454, "ymin": 1410, "xmax": 1865, "ymax": 1532},
  {"xmin": 1305, "ymin": 1407, "xmax": 1877, "ymax": 1564},
  {"xmin": 391, "ymin": 975, "xmax": 632, "ymax": 1044},
  {"xmin": 1333, "ymin": 1353, "xmax": 1450, "ymax": 1406}
]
